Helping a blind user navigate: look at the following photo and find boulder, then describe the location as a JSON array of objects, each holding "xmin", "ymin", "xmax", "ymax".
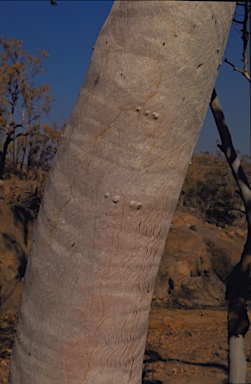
[
  {"xmin": 0, "ymin": 203, "xmax": 34, "ymax": 314},
  {"xmin": 0, "ymin": 204, "xmax": 246, "ymax": 312},
  {"xmin": 154, "ymin": 210, "xmax": 246, "ymax": 306}
]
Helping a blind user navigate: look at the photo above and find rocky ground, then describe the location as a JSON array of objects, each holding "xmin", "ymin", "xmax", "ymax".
[
  {"xmin": 1, "ymin": 303, "xmax": 251, "ymax": 384},
  {"xmin": 144, "ymin": 302, "xmax": 251, "ymax": 384},
  {"xmin": 0, "ymin": 312, "xmax": 17, "ymax": 384},
  {"xmin": 0, "ymin": 195, "xmax": 250, "ymax": 383}
]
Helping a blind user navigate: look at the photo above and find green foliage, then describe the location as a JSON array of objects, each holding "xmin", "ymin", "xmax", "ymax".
[{"xmin": 0, "ymin": 37, "xmax": 54, "ymax": 179}]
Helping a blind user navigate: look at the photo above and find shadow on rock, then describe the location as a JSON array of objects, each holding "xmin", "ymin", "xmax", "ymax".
[{"xmin": 0, "ymin": 204, "xmax": 35, "ymax": 314}]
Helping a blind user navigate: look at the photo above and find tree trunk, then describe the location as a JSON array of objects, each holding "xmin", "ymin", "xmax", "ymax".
[
  {"xmin": 229, "ymin": 335, "xmax": 247, "ymax": 383},
  {"xmin": 9, "ymin": 2, "xmax": 235, "ymax": 383},
  {"xmin": 0, "ymin": 134, "xmax": 13, "ymax": 179},
  {"xmin": 210, "ymin": 88, "xmax": 251, "ymax": 383}
]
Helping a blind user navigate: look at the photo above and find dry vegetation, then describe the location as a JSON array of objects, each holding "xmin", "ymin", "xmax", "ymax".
[
  {"xmin": 178, "ymin": 153, "xmax": 251, "ymax": 227},
  {"xmin": 2, "ymin": 150, "xmax": 251, "ymax": 223},
  {"xmin": 0, "ymin": 152, "xmax": 251, "ymax": 384}
]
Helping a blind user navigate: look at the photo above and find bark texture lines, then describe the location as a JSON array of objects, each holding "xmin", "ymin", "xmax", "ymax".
[{"xmin": 9, "ymin": 2, "xmax": 235, "ymax": 383}]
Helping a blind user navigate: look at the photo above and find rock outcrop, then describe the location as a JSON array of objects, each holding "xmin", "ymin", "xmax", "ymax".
[
  {"xmin": 0, "ymin": 204, "xmax": 246, "ymax": 313},
  {"xmin": 154, "ymin": 210, "xmax": 246, "ymax": 307},
  {"xmin": 0, "ymin": 204, "xmax": 34, "ymax": 314}
]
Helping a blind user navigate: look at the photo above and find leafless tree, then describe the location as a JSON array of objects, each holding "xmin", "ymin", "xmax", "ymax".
[{"xmin": 209, "ymin": 3, "xmax": 250, "ymax": 382}]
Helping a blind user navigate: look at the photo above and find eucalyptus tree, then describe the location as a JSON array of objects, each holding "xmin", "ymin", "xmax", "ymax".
[
  {"xmin": 0, "ymin": 37, "xmax": 53, "ymax": 179},
  {"xmin": 9, "ymin": 2, "xmax": 235, "ymax": 383}
]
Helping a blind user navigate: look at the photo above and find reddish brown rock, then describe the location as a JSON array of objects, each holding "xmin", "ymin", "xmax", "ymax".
[
  {"xmin": 0, "ymin": 205, "xmax": 246, "ymax": 313},
  {"xmin": 154, "ymin": 210, "xmax": 246, "ymax": 306},
  {"xmin": 0, "ymin": 204, "xmax": 34, "ymax": 314}
]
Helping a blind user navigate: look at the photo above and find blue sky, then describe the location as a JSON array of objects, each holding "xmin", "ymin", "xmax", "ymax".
[{"xmin": 0, "ymin": 1, "xmax": 250, "ymax": 155}]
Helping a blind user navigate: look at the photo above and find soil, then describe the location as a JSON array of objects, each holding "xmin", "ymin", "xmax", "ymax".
[
  {"xmin": 0, "ymin": 312, "xmax": 17, "ymax": 384},
  {"xmin": 144, "ymin": 301, "xmax": 251, "ymax": 384},
  {"xmin": 1, "ymin": 302, "xmax": 251, "ymax": 384}
]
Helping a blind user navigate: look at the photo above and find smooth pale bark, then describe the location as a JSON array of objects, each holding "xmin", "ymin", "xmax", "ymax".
[
  {"xmin": 229, "ymin": 336, "xmax": 247, "ymax": 383},
  {"xmin": 9, "ymin": 2, "xmax": 235, "ymax": 383}
]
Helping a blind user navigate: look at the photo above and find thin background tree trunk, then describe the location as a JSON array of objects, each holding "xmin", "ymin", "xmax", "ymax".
[
  {"xmin": 0, "ymin": 135, "xmax": 12, "ymax": 179},
  {"xmin": 210, "ymin": 88, "xmax": 251, "ymax": 384},
  {"xmin": 9, "ymin": 2, "xmax": 235, "ymax": 383}
]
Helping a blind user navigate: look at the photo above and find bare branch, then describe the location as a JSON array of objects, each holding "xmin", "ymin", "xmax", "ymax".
[
  {"xmin": 210, "ymin": 88, "xmax": 251, "ymax": 237},
  {"xmin": 233, "ymin": 19, "xmax": 245, "ymax": 24},
  {"xmin": 224, "ymin": 58, "xmax": 251, "ymax": 82},
  {"xmin": 225, "ymin": 2, "xmax": 251, "ymax": 82}
]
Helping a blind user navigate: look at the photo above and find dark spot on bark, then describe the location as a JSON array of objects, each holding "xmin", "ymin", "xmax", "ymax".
[
  {"xmin": 71, "ymin": 242, "xmax": 75, "ymax": 248},
  {"xmin": 197, "ymin": 63, "xmax": 203, "ymax": 70},
  {"xmin": 162, "ymin": 42, "xmax": 165, "ymax": 46},
  {"xmin": 228, "ymin": 298, "xmax": 250, "ymax": 337},
  {"xmin": 94, "ymin": 72, "xmax": 100, "ymax": 86}
]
